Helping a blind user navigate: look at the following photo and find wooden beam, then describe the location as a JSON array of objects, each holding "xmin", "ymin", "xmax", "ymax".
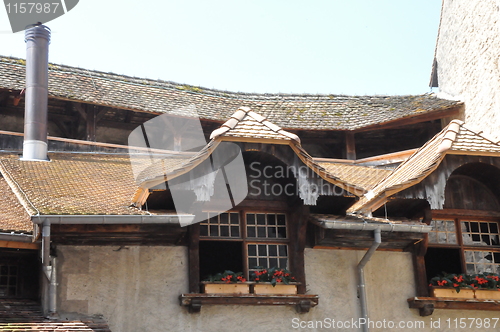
[
  {"xmin": 432, "ymin": 209, "xmax": 500, "ymax": 220},
  {"xmin": 289, "ymin": 205, "xmax": 308, "ymax": 294},
  {"xmin": 408, "ymin": 297, "xmax": 500, "ymax": 316},
  {"xmin": 95, "ymin": 107, "xmax": 108, "ymax": 123},
  {"xmin": 73, "ymin": 103, "xmax": 87, "ymax": 121},
  {"xmin": 411, "ymin": 236, "xmax": 429, "ymax": 297},
  {"xmin": 0, "ymin": 240, "xmax": 38, "ymax": 250},
  {"xmin": 0, "ymin": 91, "xmax": 10, "ymax": 106},
  {"xmin": 124, "ymin": 110, "xmax": 133, "ymax": 124},
  {"xmin": 345, "ymin": 132, "xmax": 356, "ymax": 160},
  {"xmin": 86, "ymin": 104, "xmax": 96, "ymax": 141},
  {"xmin": 52, "ymin": 118, "xmax": 71, "ymax": 138},
  {"xmin": 353, "ymin": 106, "xmax": 462, "ymax": 133},
  {"xmin": 179, "ymin": 293, "xmax": 319, "ymax": 313},
  {"xmin": 188, "ymin": 223, "xmax": 200, "ymax": 293}
]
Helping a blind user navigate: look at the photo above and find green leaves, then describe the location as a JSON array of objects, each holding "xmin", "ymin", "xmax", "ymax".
[
  {"xmin": 204, "ymin": 270, "xmax": 247, "ymax": 283},
  {"xmin": 250, "ymin": 266, "xmax": 296, "ymax": 287}
]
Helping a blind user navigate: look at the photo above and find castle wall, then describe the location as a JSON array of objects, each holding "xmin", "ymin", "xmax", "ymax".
[
  {"xmin": 436, "ymin": 0, "xmax": 500, "ymax": 140},
  {"xmin": 56, "ymin": 246, "xmax": 496, "ymax": 332}
]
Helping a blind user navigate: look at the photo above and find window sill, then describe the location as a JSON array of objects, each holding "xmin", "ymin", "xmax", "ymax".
[
  {"xmin": 408, "ymin": 297, "xmax": 500, "ymax": 316},
  {"xmin": 179, "ymin": 293, "xmax": 319, "ymax": 313}
]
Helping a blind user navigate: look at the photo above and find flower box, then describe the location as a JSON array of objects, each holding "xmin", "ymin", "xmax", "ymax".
[
  {"xmin": 201, "ymin": 282, "xmax": 251, "ymax": 294},
  {"xmin": 429, "ymin": 287, "xmax": 475, "ymax": 299},
  {"xmin": 474, "ymin": 289, "xmax": 500, "ymax": 300},
  {"xmin": 252, "ymin": 283, "xmax": 298, "ymax": 295}
]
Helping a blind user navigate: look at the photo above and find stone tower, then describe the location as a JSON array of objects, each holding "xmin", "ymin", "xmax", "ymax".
[{"xmin": 432, "ymin": 0, "xmax": 500, "ymax": 140}]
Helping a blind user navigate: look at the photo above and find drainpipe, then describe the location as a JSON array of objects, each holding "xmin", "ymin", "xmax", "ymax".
[
  {"xmin": 48, "ymin": 257, "xmax": 57, "ymax": 317},
  {"xmin": 41, "ymin": 219, "xmax": 57, "ymax": 317},
  {"xmin": 357, "ymin": 228, "xmax": 381, "ymax": 332}
]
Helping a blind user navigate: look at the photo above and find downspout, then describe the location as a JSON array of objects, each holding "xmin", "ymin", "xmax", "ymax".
[
  {"xmin": 49, "ymin": 257, "xmax": 57, "ymax": 316},
  {"xmin": 42, "ymin": 219, "xmax": 57, "ymax": 318},
  {"xmin": 357, "ymin": 228, "xmax": 381, "ymax": 332}
]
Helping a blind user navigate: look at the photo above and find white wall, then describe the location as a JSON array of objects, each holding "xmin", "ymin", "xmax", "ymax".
[
  {"xmin": 436, "ymin": 0, "xmax": 500, "ymax": 141},
  {"xmin": 56, "ymin": 246, "xmax": 497, "ymax": 332}
]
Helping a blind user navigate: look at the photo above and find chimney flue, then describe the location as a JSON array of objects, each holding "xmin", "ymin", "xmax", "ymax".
[{"xmin": 22, "ymin": 23, "xmax": 50, "ymax": 161}]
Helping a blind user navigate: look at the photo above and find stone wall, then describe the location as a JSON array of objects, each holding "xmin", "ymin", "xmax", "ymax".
[
  {"xmin": 56, "ymin": 246, "xmax": 497, "ymax": 332},
  {"xmin": 436, "ymin": 0, "xmax": 500, "ymax": 141}
]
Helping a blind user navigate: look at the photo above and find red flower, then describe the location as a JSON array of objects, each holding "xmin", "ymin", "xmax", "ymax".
[
  {"xmin": 475, "ymin": 276, "xmax": 488, "ymax": 285},
  {"xmin": 453, "ymin": 283, "xmax": 459, "ymax": 287},
  {"xmin": 437, "ymin": 280, "xmax": 448, "ymax": 286}
]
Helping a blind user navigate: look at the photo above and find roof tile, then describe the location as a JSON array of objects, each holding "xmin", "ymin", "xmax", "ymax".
[
  {"xmin": 0, "ymin": 56, "xmax": 462, "ymax": 131},
  {"xmin": 0, "ymin": 177, "xmax": 33, "ymax": 233}
]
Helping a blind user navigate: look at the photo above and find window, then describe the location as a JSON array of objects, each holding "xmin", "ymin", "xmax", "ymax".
[
  {"xmin": 0, "ymin": 264, "xmax": 18, "ymax": 297},
  {"xmin": 198, "ymin": 210, "xmax": 290, "ymax": 282},
  {"xmin": 425, "ymin": 217, "xmax": 500, "ymax": 281}
]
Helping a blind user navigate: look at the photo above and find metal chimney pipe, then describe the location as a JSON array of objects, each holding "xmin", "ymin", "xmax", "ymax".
[{"xmin": 22, "ymin": 23, "xmax": 50, "ymax": 161}]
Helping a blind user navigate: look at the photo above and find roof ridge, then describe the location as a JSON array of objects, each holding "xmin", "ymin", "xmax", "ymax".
[
  {"xmin": 209, "ymin": 107, "xmax": 301, "ymax": 142},
  {"xmin": 0, "ymin": 55, "xmax": 459, "ymax": 100}
]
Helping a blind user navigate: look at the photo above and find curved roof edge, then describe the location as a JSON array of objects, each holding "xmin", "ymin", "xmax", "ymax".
[{"xmin": 347, "ymin": 119, "xmax": 500, "ymax": 215}]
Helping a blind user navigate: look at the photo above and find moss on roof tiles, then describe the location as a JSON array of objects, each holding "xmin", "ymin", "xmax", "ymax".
[
  {"xmin": 0, "ymin": 176, "xmax": 33, "ymax": 233},
  {"xmin": 0, "ymin": 56, "xmax": 462, "ymax": 131}
]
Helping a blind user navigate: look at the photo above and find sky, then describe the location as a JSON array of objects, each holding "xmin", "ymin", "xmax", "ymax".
[{"xmin": 0, "ymin": 0, "xmax": 442, "ymax": 96}]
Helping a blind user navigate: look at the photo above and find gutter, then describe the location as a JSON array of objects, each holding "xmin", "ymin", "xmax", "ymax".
[
  {"xmin": 310, "ymin": 219, "xmax": 432, "ymax": 233},
  {"xmin": 0, "ymin": 232, "xmax": 34, "ymax": 243},
  {"xmin": 32, "ymin": 214, "xmax": 195, "ymax": 226},
  {"xmin": 34, "ymin": 213, "xmax": 194, "ymax": 317}
]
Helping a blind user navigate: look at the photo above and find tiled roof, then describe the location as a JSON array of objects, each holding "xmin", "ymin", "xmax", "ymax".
[
  {"xmin": 0, "ymin": 299, "xmax": 111, "ymax": 331},
  {"xmin": 0, "ymin": 176, "xmax": 33, "ymax": 233},
  {"xmin": 450, "ymin": 125, "xmax": 500, "ymax": 154},
  {"xmin": 316, "ymin": 162, "xmax": 392, "ymax": 191},
  {"xmin": 133, "ymin": 110, "xmax": 372, "ymax": 205},
  {"xmin": 347, "ymin": 120, "xmax": 500, "ymax": 214},
  {"xmin": 133, "ymin": 155, "xmax": 192, "ymax": 185},
  {"xmin": 210, "ymin": 106, "xmax": 300, "ymax": 142},
  {"xmin": 0, "ymin": 153, "xmax": 146, "ymax": 215},
  {"xmin": 0, "ymin": 56, "xmax": 462, "ymax": 131}
]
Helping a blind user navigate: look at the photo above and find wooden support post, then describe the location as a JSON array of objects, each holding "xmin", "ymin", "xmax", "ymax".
[
  {"xmin": 188, "ymin": 224, "xmax": 200, "ymax": 293},
  {"xmin": 86, "ymin": 104, "xmax": 96, "ymax": 142},
  {"xmin": 290, "ymin": 205, "xmax": 309, "ymax": 294},
  {"xmin": 345, "ymin": 132, "xmax": 356, "ymax": 160},
  {"xmin": 412, "ymin": 235, "xmax": 429, "ymax": 297}
]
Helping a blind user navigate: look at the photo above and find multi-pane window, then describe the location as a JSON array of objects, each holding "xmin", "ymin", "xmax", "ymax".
[
  {"xmin": 428, "ymin": 219, "xmax": 457, "ymax": 244},
  {"xmin": 200, "ymin": 212, "xmax": 240, "ymax": 238},
  {"xmin": 246, "ymin": 213, "xmax": 287, "ymax": 239},
  {"xmin": 464, "ymin": 250, "xmax": 500, "ymax": 274},
  {"xmin": 248, "ymin": 244, "xmax": 288, "ymax": 275},
  {"xmin": 199, "ymin": 210, "xmax": 289, "ymax": 280},
  {"xmin": 427, "ymin": 218, "xmax": 500, "ymax": 277},
  {"xmin": 0, "ymin": 264, "xmax": 18, "ymax": 297},
  {"xmin": 461, "ymin": 221, "xmax": 500, "ymax": 246}
]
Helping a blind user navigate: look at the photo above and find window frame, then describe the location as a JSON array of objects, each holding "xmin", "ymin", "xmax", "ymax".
[
  {"xmin": 188, "ymin": 202, "xmax": 309, "ymax": 295},
  {"xmin": 427, "ymin": 214, "xmax": 500, "ymax": 275},
  {"xmin": 415, "ymin": 209, "xmax": 500, "ymax": 298},
  {"xmin": 198, "ymin": 209, "xmax": 292, "ymax": 281}
]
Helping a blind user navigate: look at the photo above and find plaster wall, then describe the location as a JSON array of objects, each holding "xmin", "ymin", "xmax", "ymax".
[
  {"xmin": 436, "ymin": 0, "xmax": 500, "ymax": 140},
  {"xmin": 57, "ymin": 246, "xmax": 497, "ymax": 332}
]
